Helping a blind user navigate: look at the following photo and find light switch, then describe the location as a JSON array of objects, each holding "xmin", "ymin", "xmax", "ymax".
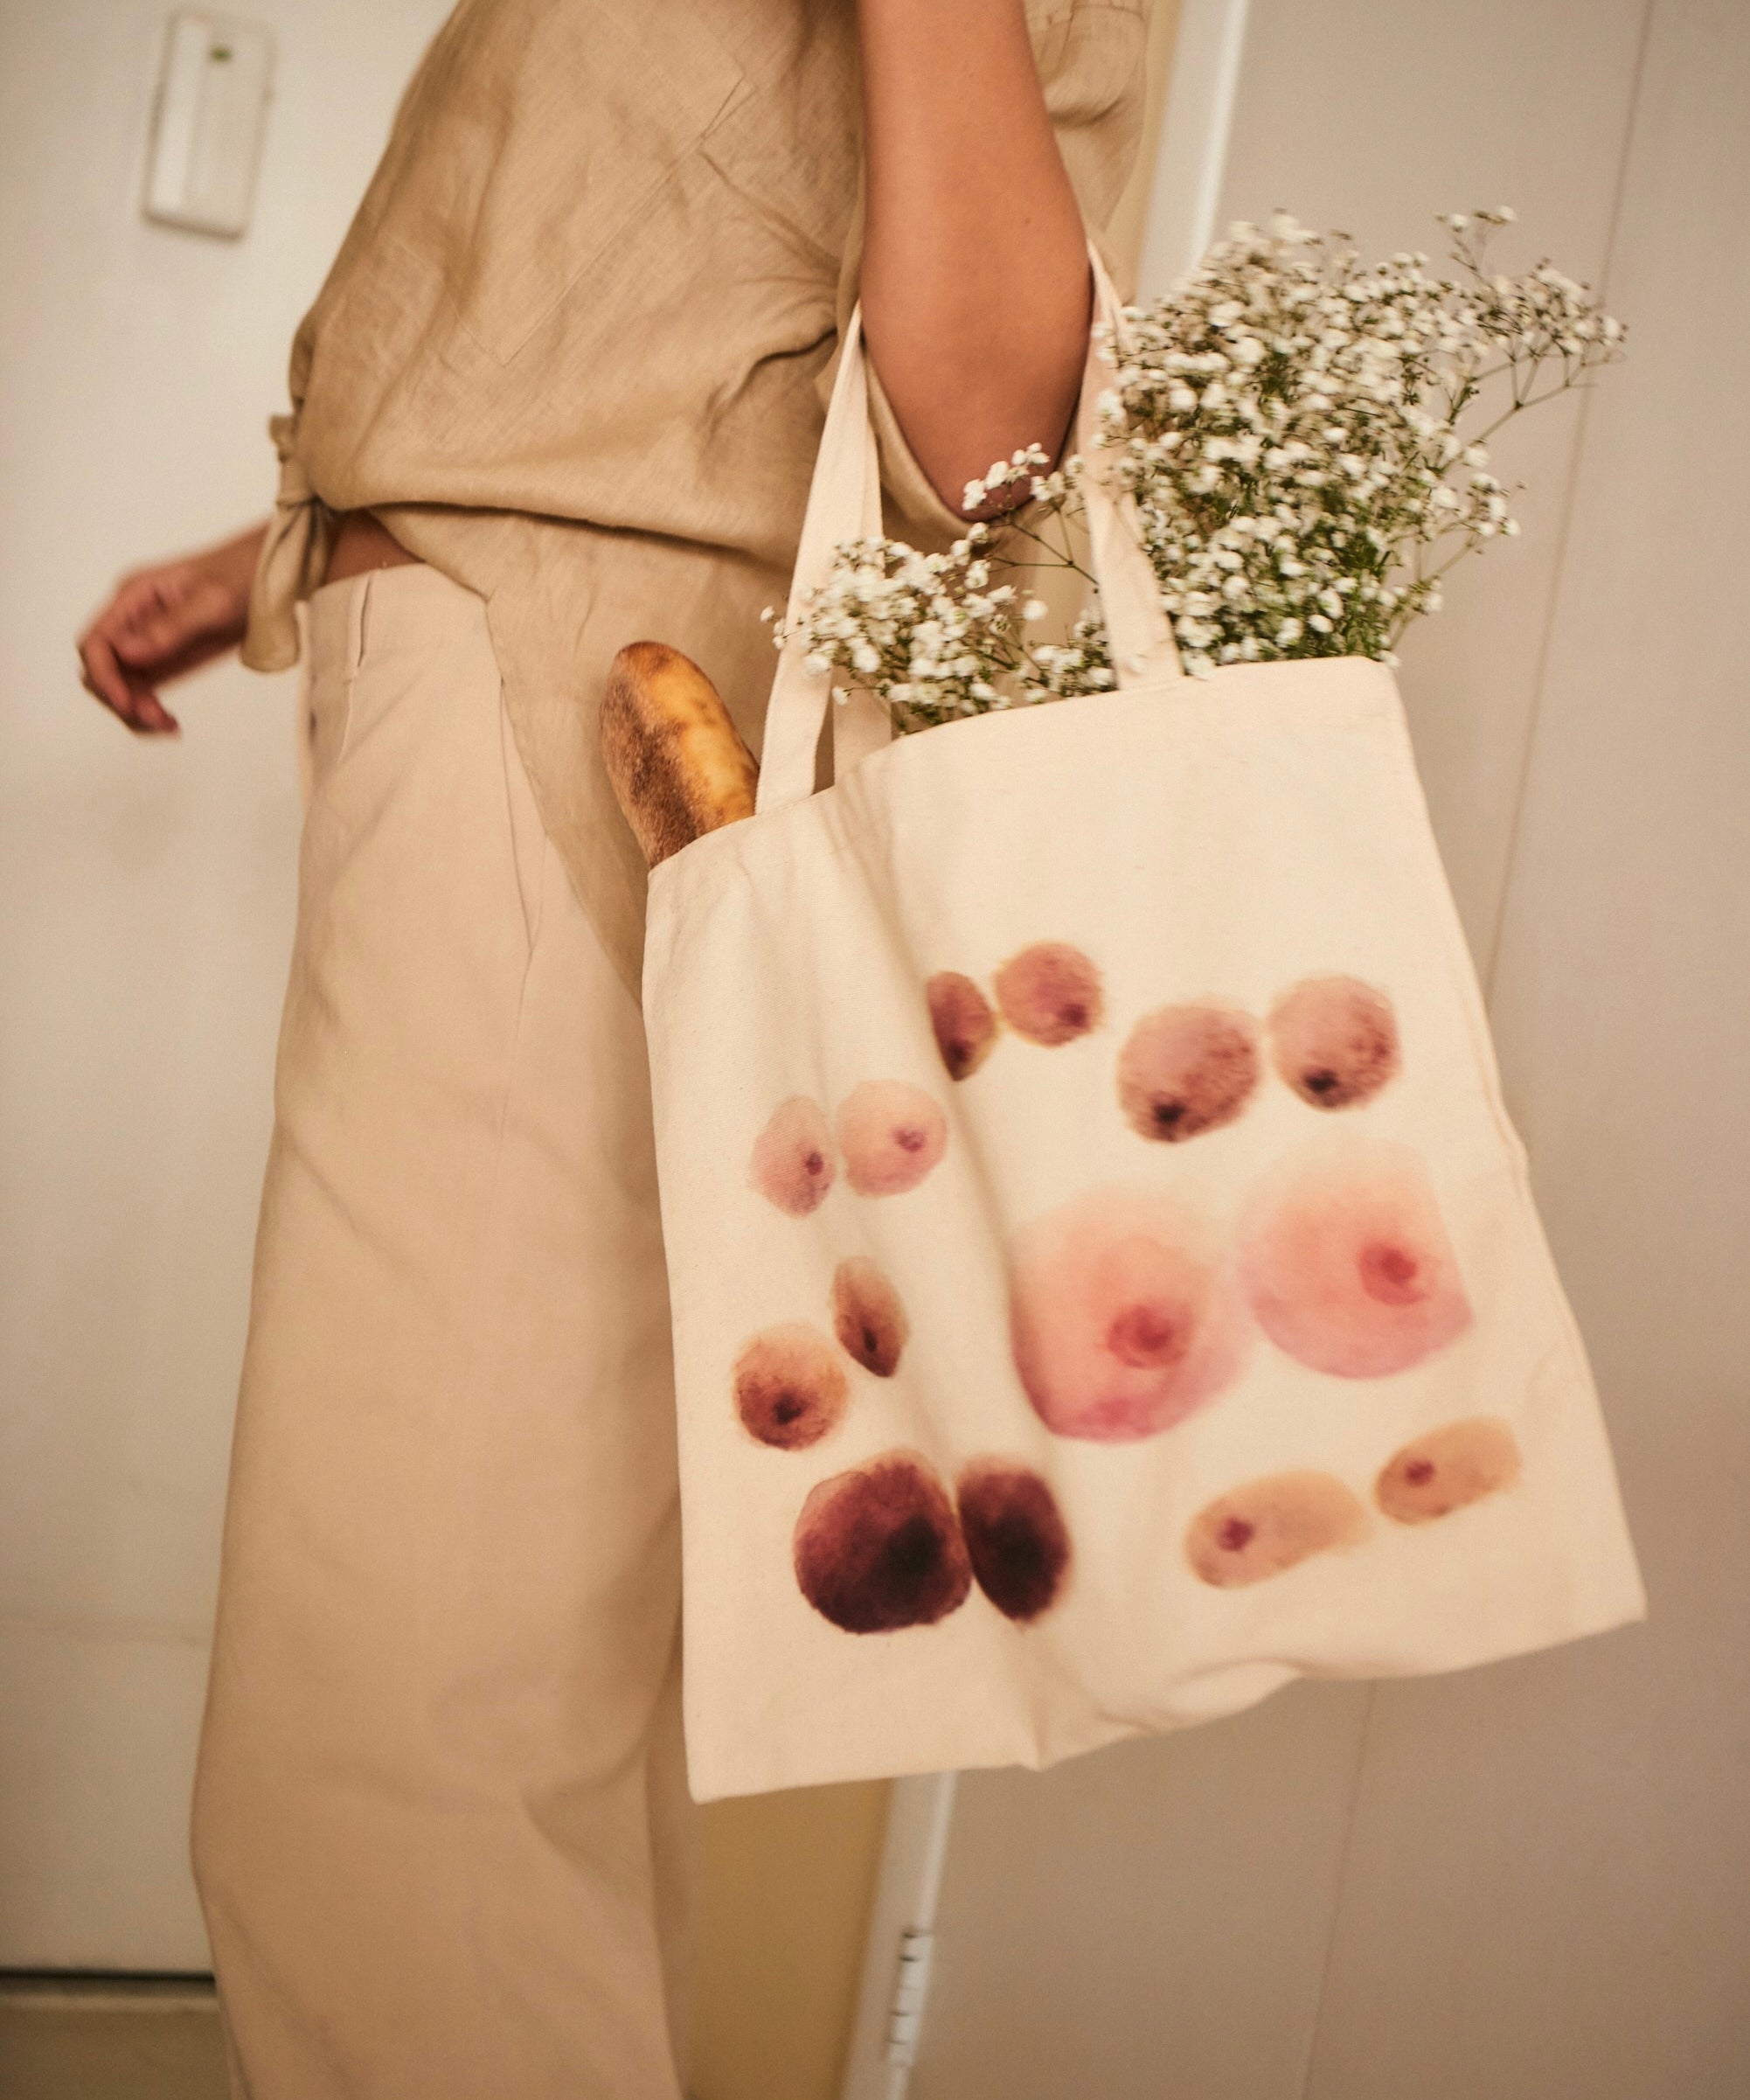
[{"xmin": 143, "ymin": 11, "xmax": 274, "ymax": 239}]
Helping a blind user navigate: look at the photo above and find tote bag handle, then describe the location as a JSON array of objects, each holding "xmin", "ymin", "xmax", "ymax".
[{"xmin": 757, "ymin": 243, "xmax": 1183, "ymax": 817}]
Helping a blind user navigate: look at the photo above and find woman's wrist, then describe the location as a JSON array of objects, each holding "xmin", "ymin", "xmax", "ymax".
[{"xmin": 202, "ymin": 522, "xmax": 268, "ymax": 615}]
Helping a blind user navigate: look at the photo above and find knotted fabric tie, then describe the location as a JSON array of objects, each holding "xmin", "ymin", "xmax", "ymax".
[{"xmin": 240, "ymin": 414, "xmax": 339, "ymax": 673}]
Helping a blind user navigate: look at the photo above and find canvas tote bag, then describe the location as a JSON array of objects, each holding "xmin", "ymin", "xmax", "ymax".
[{"xmin": 642, "ymin": 249, "xmax": 1645, "ymax": 1804}]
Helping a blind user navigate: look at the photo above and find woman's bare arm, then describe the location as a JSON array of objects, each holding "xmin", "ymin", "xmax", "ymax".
[{"xmin": 856, "ymin": 0, "xmax": 1092, "ymax": 518}]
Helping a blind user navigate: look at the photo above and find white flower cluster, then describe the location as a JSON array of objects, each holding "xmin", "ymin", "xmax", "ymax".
[
  {"xmin": 961, "ymin": 443, "xmax": 1053, "ymax": 516},
  {"xmin": 774, "ymin": 519, "xmax": 1052, "ymax": 731},
  {"xmin": 1096, "ymin": 209, "xmax": 1621, "ymax": 673},
  {"xmin": 1030, "ymin": 608, "xmax": 1115, "ymax": 700},
  {"xmin": 784, "ymin": 211, "xmax": 1623, "ymax": 721}
]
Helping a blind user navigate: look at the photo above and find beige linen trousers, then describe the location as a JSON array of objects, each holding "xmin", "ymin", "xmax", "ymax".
[{"xmin": 191, "ymin": 568, "xmax": 694, "ymax": 2099}]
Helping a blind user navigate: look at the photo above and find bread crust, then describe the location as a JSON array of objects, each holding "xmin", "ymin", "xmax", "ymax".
[{"xmin": 601, "ymin": 642, "xmax": 759, "ymax": 866}]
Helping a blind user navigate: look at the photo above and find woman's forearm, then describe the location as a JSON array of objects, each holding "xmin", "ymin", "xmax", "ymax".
[{"xmin": 856, "ymin": 0, "xmax": 1092, "ymax": 517}]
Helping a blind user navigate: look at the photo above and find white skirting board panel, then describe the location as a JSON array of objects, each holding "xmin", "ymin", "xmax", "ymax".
[{"xmin": 837, "ymin": 1774, "xmax": 960, "ymax": 2100}]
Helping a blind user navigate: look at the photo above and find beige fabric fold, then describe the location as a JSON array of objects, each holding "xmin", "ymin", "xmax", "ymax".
[
  {"xmin": 198, "ymin": 567, "xmax": 695, "ymax": 2097},
  {"xmin": 240, "ymin": 0, "xmax": 1153, "ymax": 991}
]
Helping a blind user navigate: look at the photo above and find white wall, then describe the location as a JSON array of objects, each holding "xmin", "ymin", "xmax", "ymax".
[
  {"xmin": 1215, "ymin": 0, "xmax": 1652, "ymax": 967},
  {"xmin": 0, "ymin": 0, "xmax": 451, "ymax": 1968},
  {"xmin": 1304, "ymin": 4, "xmax": 1750, "ymax": 2087},
  {"xmin": 907, "ymin": 2, "xmax": 1750, "ymax": 2095}
]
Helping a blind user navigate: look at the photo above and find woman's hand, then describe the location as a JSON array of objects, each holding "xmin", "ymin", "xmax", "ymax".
[
  {"xmin": 856, "ymin": 0, "xmax": 1093, "ymax": 518},
  {"xmin": 77, "ymin": 521, "xmax": 267, "ymax": 735}
]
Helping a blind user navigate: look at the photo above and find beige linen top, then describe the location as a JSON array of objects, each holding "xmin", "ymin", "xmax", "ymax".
[{"xmin": 243, "ymin": 0, "xmax": 1151, "ymax": 991}]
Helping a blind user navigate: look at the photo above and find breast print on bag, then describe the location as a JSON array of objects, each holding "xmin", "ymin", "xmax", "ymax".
[{"xmin": 733, "ymin": 928, "xmax": 1525, "ymax": 1641}]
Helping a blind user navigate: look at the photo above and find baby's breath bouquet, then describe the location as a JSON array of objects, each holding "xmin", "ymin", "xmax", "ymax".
[{"xmin": 782, "ymin": 211, "xmax": 1624, "ymax": 727}]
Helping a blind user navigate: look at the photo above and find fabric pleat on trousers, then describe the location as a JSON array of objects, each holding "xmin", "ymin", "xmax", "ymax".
[{"xmin": 191, "ymin": 565, "xmax": 695, "ymax": 2100}]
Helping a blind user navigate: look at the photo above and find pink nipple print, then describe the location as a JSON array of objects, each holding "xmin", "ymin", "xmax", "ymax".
[
  {"xmin": 831, "ymin": 1257, "xmax": 910, "ymax": 1377},
  {"xmin": 956, "ymin": 1459, "xmax": 1072, "ymax": 1624},
  {"xmin": 1117, "ymin": 1004, "xmax": 1260, "ymax": 1144},
  {"xmin": 733, "ymin": 1326, "xmax": 849, "ymax": 1450},
  {"xmin": 1268, "ymin": 976, "xmax": 1400, "ymax": 1110},
  {"xmin": 750, "ymin": 1096, "xmax": 836, "ymax": 1217},
  {"xmin": 1238, "ymin": 1137, "xmax": 1472, "ymax": 1378},
  {"xmin": 1375, "ymin": 1417, "xmax": 1522, "ymax": 1523},
  {"xmin": 1008, "ymin": 1186, "xmax": 1251, "ymax": 1442},
  {"xmin": 994, "ymin": 942, "xmax": 1104, "ymax": 1047},
  {"xmin": 1185, "ymin": 1471, "xmax": 1371, "ymax": 1588},
  {"xmin": 927, "ymin": 972, "xmax": 998, "ymax": 1081},
  {"xmin": 793, "ymin": 1452, "xmax": 972, "ymax": 1633},
  {"xmin": 836, "ymin": 1081, "xmax": 948, "ymax": 1197}
]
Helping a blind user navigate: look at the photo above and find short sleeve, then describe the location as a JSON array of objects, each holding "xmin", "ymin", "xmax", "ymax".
[{"xmin": 1032, "ymin": 1, "xmax": 1152, "ymax": 241}]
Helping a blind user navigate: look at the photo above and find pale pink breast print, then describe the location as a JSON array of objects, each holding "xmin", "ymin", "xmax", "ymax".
[
  {"xmin": 836, "ymin": 1080, "xmax": 948, "ymax": 1196},
  {"xmin": 1116, "ymin": 1004, "xmax": 1260, "ymax": 1144},
  {"xmin": 1185, "ymin": 1471, "xmax": 1372, "ymax": 1588},
  {"xmin": 1238, "ymin": 1137, "xmax": 1472, "ymax": 1378},
  {"xmin": 1008, "ymin": 1186, "xmax": 1252, "ymax": 1442},
  {"xmin": 749, "ymin": 1095, "xmax": 837, "ymax": 1216},
  {"xmin": 793, "ymin": 1451, "xmax": 972, "ymax": 1633},
  {"xmin": 733, "ymin": 1325, "xmax": 849, "ymax": 1450},
  {"xmin": 955, "ymin": 1459, "xmax": 1071, "ymax": 1623}
]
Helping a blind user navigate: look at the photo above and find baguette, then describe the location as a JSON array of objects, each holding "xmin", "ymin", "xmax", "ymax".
[{"xmin": 600, "ymin": 641, "xmax": 760, "ymax": 867}]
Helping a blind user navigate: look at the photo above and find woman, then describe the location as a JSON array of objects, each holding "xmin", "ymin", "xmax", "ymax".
[{"xmin": 77, "ymin": 2, "xmax": 1149, "ymax": 2091}]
